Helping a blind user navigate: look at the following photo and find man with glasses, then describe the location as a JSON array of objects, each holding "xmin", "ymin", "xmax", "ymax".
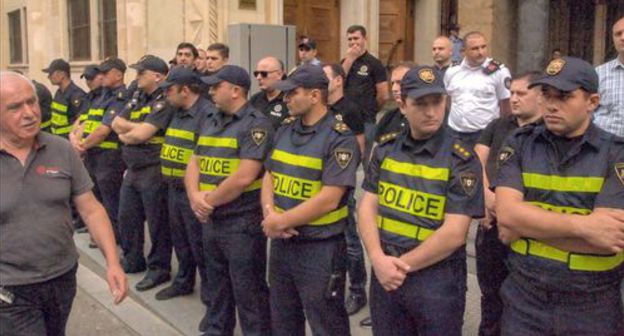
[{"xmin": 249, "ymin": 57, "xmax": 290, "ymax": 129}]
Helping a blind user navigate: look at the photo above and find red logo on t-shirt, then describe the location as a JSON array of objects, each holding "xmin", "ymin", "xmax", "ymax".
[{"xmin": 35, "ymin": 165, "xmax": 61, "ymax": 175}]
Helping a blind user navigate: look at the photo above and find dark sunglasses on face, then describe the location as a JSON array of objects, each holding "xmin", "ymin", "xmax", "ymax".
[{"xmin": 253, "ymin": 70, "xmax": 279, "ymax": 78}]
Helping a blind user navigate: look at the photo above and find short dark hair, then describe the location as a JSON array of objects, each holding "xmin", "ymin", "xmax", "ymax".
[
  {"xmin": 207, "ymin": 43, "xmax": 229, "ymax": 59},
  {"xmin": 513, "ymin": 71, "xmax": 542, "ymax": 84},
  {"xmin": 322, "ymin": 63, "xmax": 346, "ymax": 81},
  {"xmin": 176, "ymin": 42, "xmax": 199, "ymax": 58},
  {"xmin": 347, "ymin": 25, "xmax": 367, "ymax": 37}
]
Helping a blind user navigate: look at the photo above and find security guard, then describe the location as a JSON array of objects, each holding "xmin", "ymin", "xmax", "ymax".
[
  {"xmin": 110, "ymin": 55, "xmax": 174, "ymax": 292},
  {"xmin": 495, "ymin": 57, "xmax": 624, "ymax": 335},
  {"xmin": 157, "ymin": 66, "xmax": 213, "ymax": 332},
  {"xmin": 76, "ymin": 57, "xmax": 128, "ymax": 242},
  {"xmin": 358, "ymin": 66, "xmax": 484, "ymax": 335},
  {"xmin": 262, "ymin": 65, "xmax": 360, "ymax": 335},
  {"xmin": 185, "ymin": 65, "xmax": 272, "ymax": 335},
  {"xmin": 42, "ymin": 58, "xmax": 86, "ymax": 137},
  {"xmin": 249, "ymin": 56, "xmax": 289, "ymax": 129}
]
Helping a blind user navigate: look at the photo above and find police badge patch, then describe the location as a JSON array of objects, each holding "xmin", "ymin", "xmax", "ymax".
[
  {"xmin": 334, "ymin": 148, "xmax": 353, "ymax": 169},
  {"xmin": 546, "ymin": 59, "xmax": 566, "ymax": 76},
  {"xmin": 418, "ymin": 68, "xmax": 435, "ymax": 84},
  {"xmin": 251, "ymin": 128, "xmax": 267, "ymax": 145},
  {"xmin": 72, "ymin": 98, "xmax": 82, "ymax": 107},
  {"xmin": 459, "ymin": 172, "xmax": 477, "ymax": 195},
  {"xmin": 615, "ymin": 163, "xmax": 624, "ymax": 186},
  {"xmin": 357, "ymin": 65, "xmax": 369, "ymax": 76},
  {"xmin": 497, "ymin": 146, "xmax": 515, "ymax": 167}
]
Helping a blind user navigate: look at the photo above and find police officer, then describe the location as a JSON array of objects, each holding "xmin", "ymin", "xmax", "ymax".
[
  {"xmin": 358, "ymin": 66, "xmax": 484, "ymax": 336},
  {"xmin": 473, "ymin": 71, "xmax": 543, "ymax": 336},
  {"xmin": 158, "ymin": 66, "xmax": 213, "ymax": 332},
  {"xmin": 185, "ymin": 65, "xmax": 272, "ymax": 335},
  {"xmin": 32, "ymin": 79, "xmax": 52, "ymax": 132},
  {"xmin": 444, "ymin": 31, "xmax": 511, "ymax": 148},
  {"xmin": 42, "ymin": 58, "xmax": 86, "ymax": 137},
  {"xmin": 262, "ymin": 65, "xmax": 360, "ymax": 335},
  {"xmin": 72, "ymin": 65, "xmax": 105, "ymax": 136},
  {"xmin": 495, "ymin": 57, "xmax": 624, "ymax": 335},
  {"xmin": 249, "ymin": 57, "xmax": 289, "ymax": 129},
  {"xmin": 75, "ymin": 57, "xmax": 128, "ymax": 242},
  {"xmin": 110, "ymin": 55, "xmax": 174, "ymax": 292}
]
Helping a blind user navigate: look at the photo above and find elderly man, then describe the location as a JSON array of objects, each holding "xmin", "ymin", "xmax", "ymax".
[{"xmin": 0, "ymin": 72, "xmax": 127, "ymax": 335}]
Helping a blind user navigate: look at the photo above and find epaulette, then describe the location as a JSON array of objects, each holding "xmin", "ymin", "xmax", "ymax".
[
  {"xmin": 70, "ymin": 95, "xmax": 83, "ymax": 108},
  {"xmin": 116, "ymin": 90, "xmax": 127, "ymax": 101},
  {"xmin": 333, "ymin": 115, "xmax": 351, "ymax": 134},
  {"xmin": 153, "ymin": 99, "xmax": 166, "ymax": 112},
  {"xmin": 282, "ymin": 116, "xmax": 297, "ymax": 125},
  {"xmin": 452, "ymin": 141, "xmax": 472, "ymax": 160},
  {"xmin": 378, "ymin": 132, "xmax": 399, "ymax": 145},
  {"xmin": 483, "ymin": 59, "xmax": 503, "ymax": 75}
]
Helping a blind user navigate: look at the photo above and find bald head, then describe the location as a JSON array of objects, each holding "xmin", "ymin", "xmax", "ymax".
[
  {"xmin": 432, "ymin": 36, "xmax": 453, "ymax": 67},
  {"xmin": 0, "ymin": 71, "xmax": 41, "ymax": 144},
  {"xmin": 255, "ymin": 57, "xmax": 286, "ymax": 92}
]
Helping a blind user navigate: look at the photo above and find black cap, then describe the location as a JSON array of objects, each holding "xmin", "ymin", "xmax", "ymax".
[
  {"xmin": 80, "ymin": 64, "xmax": 101, "ymax": 80},
  {"xmin": 97, "ymin": 57, "xmax": 127, "ymax": 73},
  {"xmin": 298, "ymin": 37, "xmax": 317, "ymax": 50},
  {"xmin": 400, "ymin": 66, "xmax": 446, "ymax": 99},
  {"xmin": 159, "ymin": 66, "xmax": 201, "ymax": 89},
  {"xmin": 201, "ymin": 65, "xmax": 251, "ymax": 91},
  {"xmin": 42, "ymin": 58, "xmax": 70, "ymax": 74},
  {"xmin": 129, "ymin": 55, "xmax": 169, "ymax": 75},
  {"xmin": 272, "ymin": 65, "xmax": 328, "ymax": 92},
  {"xmin": 529, "ymin": 56, "xmax": 599, "ymax": 93}
]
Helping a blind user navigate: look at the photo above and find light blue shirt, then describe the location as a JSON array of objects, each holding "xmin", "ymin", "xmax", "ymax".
[{"xmin": 594, "ymin": 58, "xmax": 624, "ymax": 137}]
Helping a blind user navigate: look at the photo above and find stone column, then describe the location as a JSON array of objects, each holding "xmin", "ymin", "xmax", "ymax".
[{"xmin": 517, "ymin": 0, "xmax": 549, "ymax": 73}]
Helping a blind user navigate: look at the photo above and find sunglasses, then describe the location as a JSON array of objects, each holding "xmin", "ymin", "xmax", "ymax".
[{"xmin": 253, "ymin": 70, "xmax": 279, "ymax": 78}]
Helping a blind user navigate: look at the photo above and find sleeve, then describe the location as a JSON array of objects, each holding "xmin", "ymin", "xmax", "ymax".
[
  {"xmin": 371, "ymin": 58, "xmax": 388, "ymax": 83},
  {"xmin": 322, "ymin": 133, "xmax": 361, "ymax": 188},
  {"xmin": 67, "ymin": 142, "xmax": 94, "ymax": 196},
  {"xmin": 69, "ymin": 91, "xmax": 87, "ymax": 121},
  {"xmin": 445, "ymin": 152, "xmax": 485, "ymax": 218},
  {"xmin": 496, "ymin": 67, "xmax": 512, "ymax": 100},
  {"xmin": 492, "ymin": 131, "xmax": 525, "ymax": 192},
  {"xmin": 362, "ymin": 144, "xmax": 383, "ymax": 193},
  {"xmin": 101, "ymin": 99, "xmax": 126, "ymax": 127},
  {"xmin": 477, "ymin": 118, "xmax": 497, "ymax": 147},
  {"xmin": 238, "ymin": 118, "xmax": 274, "ymax": 161},
  {"xmin": 594, "ymin": 139, "xmax": 624, "ymax": 209},
  {"xmin": 145, "ymin": 103, "xmax": 174, "ymax": 130}
]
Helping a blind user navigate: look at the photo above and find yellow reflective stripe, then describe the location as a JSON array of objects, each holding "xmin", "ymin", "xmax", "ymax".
[
  {"xmin": 199, "ymin": 179, "xmax": 262, "ymax": 192},
  {"xmin": 271, "ymin": 149, "xmax": 323, "ymax": 170},
  {"xmin": 381, "ymin": 157, "xmax": 449, "ymax": 181},
  {"xmin": 160, "ymin": 143, "xmax": 193, "ymax": 164},
  {"xmin": 51, "ymin": 113, "xmax": 69, "ymax": 125},
  {"xmin": 83, "ymin": 120, "xmax": 100, "ymax": 133},
  {"xmin": 130, "ymin": 106, "xmax": 151, "ymax": 120},
  {"xmin": 88, "ymin": 108, "xmax": 105, "ymax": 116},
  {"xmin": 161, "ymin": 166, "xmax": 186, "ymax": 177},
  {"xmin": 197, "ymin": 136, "xmax": 238, "ymax": 149},
  {"xmin": 97, "ymin": 141, "xmax": 119, "ymax": 149},
  {"xmin": 511, "ymin": 239, "xmax": 624, "ymax": 272},
  {"xmin": 51, "ymin": 101, "xmax": 68, "ymax": 112},
  {"xmin": 79, "ymin": 114, "xmax": 88, "ymax": 121},
  {"xmin": 377, "ymin": 216, "xmax": 434, "ymax": 241},
  {"xmin": 198, "ymin": 156, "xmax": 239, "ymax": 177},
  {"xmin": 275, "ymin": 205, "xmax": 348, "ymax": 226},
  {"xmin": 522, "ymin": 173, "xmax": 604, "ymax": 193},
  {"xmin": 148, "ymin": 136, "xmax": 165, "ymax": 144},
  {"xmin": 378, "ymin": 181, "xmax": 446, "ymax": 221},
  {"xmin": 166, "ymin": 128, "xmax": 195, "ymax": 141},
  {"xmin": 529, "ymin": 201, "xmax": 591, "ymax": 215},
  {"xmin": 40, "ymin": 120, "xmax": 51, "ymax": 129},
  {"xmin": 52, "ymin": 125, "xmax": 72, "ymax": 135},
  {"xmin": 272, "ymin": 172, "xmax": 322, "ymax": 201}
]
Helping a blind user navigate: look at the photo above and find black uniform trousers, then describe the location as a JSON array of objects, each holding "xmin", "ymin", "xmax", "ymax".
[
  {"xmin": 0, "ymin": 264, "xmax": 77, "ymax": 336},
  {"xmin": 345, "ymin": 189, "xmax": 367, "ymax": 297},
  {"xmin": 201, "ymin": 212, "xmax": 270, "ymax": 336},
  {"xmin": 369, "ymin": 243, "xmax": 467, "ymax": 336},
  {"xmin": 167, "ymin": 183, "xmax": 209, "ymax": 305},
  {"xmin": 118, "ymin": 165, "xmax": 172, "ymax": 277},
  {"xmin": 475, "ymin": 222, "xmax": 509, "ymax": 336},
  {"xmin": 269, "ymin": 234, "xmax": 350, "ymax": 336}
]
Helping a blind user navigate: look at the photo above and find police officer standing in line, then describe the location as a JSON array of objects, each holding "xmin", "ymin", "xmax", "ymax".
[
  {"xmin": 322, "ymin": 63, "xmax": 368, "ymax": 315},
  {"xmin": 32, "ymin": 79, "xmax": 52, "ymax": 132},
  {"xmin": 185, "ymin": 65, "xmax": 272, "ymax": 335},
  {"xmin": 42, "ymin": 58, "xmax": 86, "ymax": 138},
  {"xmin": 73, "ymin": 57, "xmax": 128, "ymax": 243},
  {"xmin": 261, "ymin": 65, "xmax": 360, "ymax": 335},
  {"xmin": 495, "ymin": 57, "xmax": 624, "ymax": 335},
  {"xmin": 445, "ymin": 31, "xmax": 511, "ymax": 148},
  {"xmin": 473, "ymin": 71, "xmax": 543, "ymax": 336},
  {"xmin": 249, "ymin": 57, "xmax": 290, "ymax": 129},
  {"xmin": 72, "ymin": 65, "xmax": 105, "ymax": 137},
  {"xmin": 358, "ymin": 66, "xmax": 484, "ymax": 335},
  {"xmin": 158, "ymin": 66, "xmax": 213, "ymax": 332},
  {"xmin": 110, "ymin": 55, "xmax": 174, "ymax": 292}
]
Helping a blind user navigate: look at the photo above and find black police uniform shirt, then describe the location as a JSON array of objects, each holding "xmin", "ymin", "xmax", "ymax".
[
  {"xmin": 249, "ymin": 91, "xmax": 290, "ymax": 129},
  {"xmin": 265, "ymin": 111, "xmax": 361, "ymax": 240},
  {"xmin": 362, "ymin": 127, "xmax": 484, "ymax": 258},
  {"xmin": 160, "ymin": 96, "xmax": 214, "ymax": 185},
  {"xmin": 374, "ymin": 107, "xmax": 406, "ymax": 142},
  {"xmin": 342, "ymin": 52, "xmax": 387, "ymax": 124},
  {"xmin": 119, "ymin": 88, "xmax": 174, "ymax": 169},
  {"xmin": 329, "ymin": 96, "xmax": 365, "ymax": 135},
  {"xmin": 50, "ymin": 81, "xmax": 87, "ymax": 136},
  {"xmin": 82, "ymin": 85, "xmax": 127, "ymax": 154},
  {"xmin": 495, "ymin": 123, "xmax": 624, "ymax": 292},
  {"xmin": 194, "ymin": 103, "xmax": 273, "ymax": 227},
  {"xmin": 33, "ymin": 80, "xmax": 53, "ymax": 132}
]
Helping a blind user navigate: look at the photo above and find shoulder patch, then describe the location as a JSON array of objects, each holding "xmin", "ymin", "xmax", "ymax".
[
  {"xmin": 497, "ymin": 146, "xmax": 515, "ymax": 166},
  {"xmin": 483, "ymin": 59, "xmax": 502, "ymax": 75},
  {"xmin": 615, "ymin": 163, "xmax": 624, "ymax": 186},
  {"xmin": 282, "ymin": 116, "xmax": 297, "ymax": 125},
  {"xmin": 153, "ymin": 101, "xmax": 166, "ymax": 112},
  {"xmin": 116, "ymin": 91, "xmax": 126, "ymax": 101},
  {"xmin": 251, "ymin": 128, "xmax": 268, "ymax": 145},
  {"xmin": 333, "ymin": 121, "xmax": 351, "ymax": 134},
  {"xmin": 71, "ymin": 97, "xmax": 82, "ymax": 107},
  {"xmin": 459, "ymin": 172, "xmax": 478, "ymax": 196},
  {"xmin": 378, "ymin": 132, "xmax": 399, "ymax": 145},
  {"xmin": 452, "ymin": 142, "xmax": 472, "ymax": 160},
  {"xmin": 334, "ymin": 148, "xmax": 354, "ymax": 169}
]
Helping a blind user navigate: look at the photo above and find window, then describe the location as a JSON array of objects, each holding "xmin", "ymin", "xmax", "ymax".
[
  {"xmin": 67, "ymin": 0, "xmax": 91, "ymax": 60},
  {"xmin": 98, "ymin": 0, "xmax": 117, "ymax": 58},
  {"xmin": 8, "ymin": 10, "xmax": 23, "ymax": 64}
]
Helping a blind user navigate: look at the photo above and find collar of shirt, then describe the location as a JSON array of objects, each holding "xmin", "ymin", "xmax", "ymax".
[
  {"xmin": 213, "ymin": 102, "xmax": 252, "ymax": 127},
  {"xmin": 460, "ymin": 57, "xmax": 491, "ymax": 71},
  {"xmin": 293, "ymin": 109, "xmax": 332, "ymax": 135},
  {"xmin": 611, "ymin": 57, "xmax": 624, "ymax": 70},
  {"xmin": 399, "ymin": 126, "xmax": 446, "ymax": 156},
  {"xmin": 538, "ymin": 122, "xmax": 603, "ymax": 153},
  {"xmin": 182, "ymin": 96, "xmax": 209, "ymax": 118}
]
